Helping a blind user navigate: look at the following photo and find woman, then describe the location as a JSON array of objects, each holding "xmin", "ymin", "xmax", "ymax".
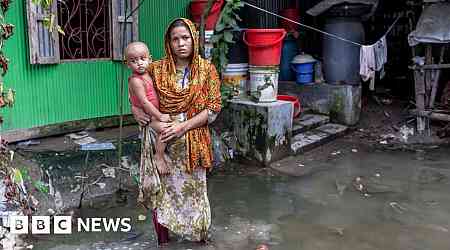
[{"xmin": 132, "ymin": 18, "xmax": 221, "ymax": 245}]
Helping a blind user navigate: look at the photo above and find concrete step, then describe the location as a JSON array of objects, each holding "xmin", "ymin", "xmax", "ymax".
[
  {"xmin": 292, "ymin": 114, "xmax": 330, "ymax": 136},
  {"xmin": 291, "ymin": 123, "xmax": 349, "ymax": 154}
]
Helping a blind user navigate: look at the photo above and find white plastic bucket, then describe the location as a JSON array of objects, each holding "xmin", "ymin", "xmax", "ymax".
[
  {"xmin": 222, "ymin": 63, "xmax": 248, "ymax": 99},
  {"xmin": 248, "ymin": 66, "xmax": 279, "ymax": 102},
  {"xmin": 204, "ymin": 30, "xmax": 214, "ymax": 60}
]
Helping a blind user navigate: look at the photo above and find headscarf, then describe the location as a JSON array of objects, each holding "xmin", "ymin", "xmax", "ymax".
[{"xmin": 148, "ymin": 18, "xmax": 221, "ymax": 173}]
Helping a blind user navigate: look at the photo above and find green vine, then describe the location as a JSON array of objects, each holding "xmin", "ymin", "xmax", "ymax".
[
  {"xmin": 0, "ymin": 0, "xmax": 15, "ymax": 113},
  {"xmin": 211, "ymin": 0, "xmax": 243, "ymax": 105},
  {"xmin": 0, "ymin": 0, "xmax": 52, "ymax": 221},
  {"xmin": 211, "ymin": 0, "xmax": 243, "ymax": 73}
]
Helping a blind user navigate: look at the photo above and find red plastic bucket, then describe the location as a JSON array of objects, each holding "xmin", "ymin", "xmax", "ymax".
[
  {"xmin": 279, "ymin": 8, "xmax": 300, "ymax": 32},
  {"xmin": 190, "ymin": 0, "xmax": 224, "ymax": 30},
  {"xmin": 277, "ymin": 95, "xmax": 301, "ymax": 118},
  {"xmin": 243, "ymin": 29, "xmax": 287, "ymax": 66}
]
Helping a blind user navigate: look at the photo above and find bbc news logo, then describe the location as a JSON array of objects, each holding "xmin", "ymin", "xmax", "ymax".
[{"xmin": 5, "ymin": 216, "xmax": 132, "ymax": 234}]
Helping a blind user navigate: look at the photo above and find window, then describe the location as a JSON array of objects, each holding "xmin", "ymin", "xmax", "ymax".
[
  {"xmin": 26, "ymin": 0, "xmax": 139, "ymax": 64},
  {"xmin": 58, "ymin": 0, "xmax": 111, "ymax": 60}
]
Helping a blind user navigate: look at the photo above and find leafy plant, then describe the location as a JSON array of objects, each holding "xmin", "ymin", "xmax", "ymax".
[
  {"xmin": 0, "ymin": 1, "xmax": 15, "ymax": 111},
  {"xmin": 211, "ymin": 0, "xmax": 243, "ymax": 105},
  {"xmin": 211, "ymin": 0, "xmax": 243, "ymax": 74}
]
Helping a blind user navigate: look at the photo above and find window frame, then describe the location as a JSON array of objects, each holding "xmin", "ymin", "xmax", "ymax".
[{"xmin": 26, "ymin": 0, "xmax": 139, "ymax": 65}]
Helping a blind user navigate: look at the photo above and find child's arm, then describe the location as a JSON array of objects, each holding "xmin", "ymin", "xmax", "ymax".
[
  {"xmin": 149, "ymin": 120, "xmax": 172, "ymax": 134},
  {"xmin": 129, "ymin": 77, "xmax": 165, "ymax": 121}
]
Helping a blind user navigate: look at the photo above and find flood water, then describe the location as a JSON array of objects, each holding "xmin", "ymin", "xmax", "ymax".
[{"xmin": 29, "ymin": 145, "xmax": 450, "ymax": 250}]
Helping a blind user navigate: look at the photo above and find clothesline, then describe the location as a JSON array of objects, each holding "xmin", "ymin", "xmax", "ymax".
[{"xmin": 243, "ymin": 1, "xmax": 402, "ymax": 47}]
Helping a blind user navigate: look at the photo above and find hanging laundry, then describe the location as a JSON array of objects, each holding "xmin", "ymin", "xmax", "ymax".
[
  {"xmin": 374, "ymin": 36, "xmax": 387, "ymax": 78},
  {"xmin": 359, "ymin": 36, "xmax": 388, "ymax": 90},
  {"xmin": 243, "ymin": 1, "xmax": 401, "ymax": 91},
  {"xmin": 360, "ymin": 44, "xmax": 376, "ymax": 89}
]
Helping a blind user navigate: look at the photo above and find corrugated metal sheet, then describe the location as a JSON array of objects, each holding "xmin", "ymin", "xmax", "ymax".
[
  {"xmin": 243, "ymin": 0, "xmax": 292, "ymax": 28},
  {"xmin": 1, "ymin": 0, "xmax": 190, "ymax": 132},
  {"xmin": 140, "ymin": 0, "xmax": 190, "ymax": 59}
]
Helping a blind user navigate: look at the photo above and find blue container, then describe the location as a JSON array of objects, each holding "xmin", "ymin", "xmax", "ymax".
[
  {"xmin": 279, "ymin": 36, "xmax": 299, "ymax": 81},
  {"xmin": 291, "ymin": 54, "xmax": 316, "ymax": 85}
]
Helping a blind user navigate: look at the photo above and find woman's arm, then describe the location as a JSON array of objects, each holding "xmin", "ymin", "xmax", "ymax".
[
  {"xmin": 149, "ymin": 120, "xmax": 172, "ymax": 134},
  {"xmin": 206, "ymin": 64, "xmax": 222, "ymax": 114},
  {"xmin": 160, "ymin": 109, "xmax": 208, "ymax": 142}
]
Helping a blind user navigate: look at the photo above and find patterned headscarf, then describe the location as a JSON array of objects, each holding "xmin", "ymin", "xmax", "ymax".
[{"xmin": 148, "ymin": 18, "xmax": 221, "ymax": 173}]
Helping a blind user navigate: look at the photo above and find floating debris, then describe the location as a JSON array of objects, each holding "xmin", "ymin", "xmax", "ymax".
[
  {"xmin": 81, "ymin": 143, "xmax": 115, "ymax": 151},
  {"xmin": 102, "ymin": 167, "xmax": 116, "ymax": 178},
  {"xmin": 70, "ymin": 184, "xmax": 81, "ymax": 193},
  {"xmin": 73, "ymin": 136, "xmax": 96, "ymax": 146},
  {"xmin": 67, "ymin": 131, "xmax": 89, "ymax": 140},
  {"xmin": 16, "ymin": 140, "xmax": 40, "ymax": 147}
]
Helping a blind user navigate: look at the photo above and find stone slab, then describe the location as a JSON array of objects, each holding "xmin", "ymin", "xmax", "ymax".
[
  {"xmin": 279, "ymin": 81, "xmax": 361, "ymax": 126},
  {"xmin": 293, "ymin": 114, "xmax": 330, "ymax": 135},
  {"xmin": 227, "ymin": 99, "xmax": 293, "ymax": 166},
  {"xmin": 291, "ymin": 123, "xmax": 349, "ymax": 154}
]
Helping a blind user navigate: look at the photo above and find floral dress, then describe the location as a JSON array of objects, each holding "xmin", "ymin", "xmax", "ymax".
[
  {"xmin": 139, "ymin": 68, "xmax": 215, "ymax": 241},
  {"xmin": 138, "ymin": 17, "xmax": 221, "ymax": 243}
]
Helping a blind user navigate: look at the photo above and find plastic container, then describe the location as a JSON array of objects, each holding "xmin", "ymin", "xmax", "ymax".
[
  {"xmin": 243, "ymin": 29, "xmax": 286, "ymax": 66},
  {"xmin": 204, "ymin": 30, "xmax": 214, "ymax": 60},
  {"xmin": 322, "ymin": 17, "xmax": 364, "ymax": 85},
  {"xmin": 277, "ymin": 95, "xmax": 301, "ymax": 118},
  {"xmin": 279, "ymin": 35, "xmax": 299, "ymax": 81},
  {"xmin": 190, "ymin": 0, "xmax": 224, "ymax": 30},
  {"xmin": 248, "ymin": 65, "xmax": 279, "ymax": 102},
  {"xmin": 291, "ymin": 54, "xmax": 316, "ymax": 85},
  {"xmin": 222, "ymin": 63, "xmax": 249, "ymax": 99}
]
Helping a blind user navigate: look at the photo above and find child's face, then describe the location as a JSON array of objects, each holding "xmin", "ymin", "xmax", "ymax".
[{"xmin": 127, "ymin": 46, "xmax": 151, "ymax": 74}]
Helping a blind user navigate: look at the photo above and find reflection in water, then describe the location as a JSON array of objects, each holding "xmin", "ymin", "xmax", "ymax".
[{"xmin": 31, "ymin": 146, "xmax": 450, "ymax": 250}]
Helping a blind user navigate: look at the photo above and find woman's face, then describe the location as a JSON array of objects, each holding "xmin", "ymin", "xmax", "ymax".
[{"xmin": 169, "ymin": 26, "xmax": 193, "ymax": 61}]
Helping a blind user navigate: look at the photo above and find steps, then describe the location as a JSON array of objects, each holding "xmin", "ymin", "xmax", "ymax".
[{"xmin": 290, "ymin": 114, "xmax": 349, "ymax": 154}]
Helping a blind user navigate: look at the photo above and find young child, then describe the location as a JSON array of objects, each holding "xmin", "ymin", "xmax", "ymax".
[{"xmin": 126, "ymin": 41, "xmax": 170, "ymax": 175}]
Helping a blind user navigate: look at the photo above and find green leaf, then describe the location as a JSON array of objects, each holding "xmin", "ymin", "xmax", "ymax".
[
  {"xmin": 33, "ymin": 181, "xmax": 49, "ymax": 194},
  {"xmin": 132, "ymin": 175, "xmax": 140, "ymax": 185},
  {"xmin": 211, "ymin": 33, "xmax": 223, "ymax": 43},
  {"xmin": 20, "ymin": 169, "xmax": 31, "ymax": 182},
  {"xmin": 42, "ymin": 17, "xmax": 50, "ymax": 28},
  {"xmin": 222, "ymin": 14, "xmax": 231, "ymax": 24},
  {"xmin": 13, "ymin": 168, "xmax": 23, "ymax": 184},
  {"xmin": 57, "ymin": 25, "xmax": 65, "ymax": 36},
  {"xmin": 224, "ymin": 32, "xmax": 233, "ymax": 43},
  {"xmin": 215, "ymin": 22, "xmax": 225, "ymax": 32}
]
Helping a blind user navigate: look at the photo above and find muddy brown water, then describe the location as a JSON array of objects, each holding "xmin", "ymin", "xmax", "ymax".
[{"xmin": 25, "ymin": 145, "xmax": 450, "ymax": 250}]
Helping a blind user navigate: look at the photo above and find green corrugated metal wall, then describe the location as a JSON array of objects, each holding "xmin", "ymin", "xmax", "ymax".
[{"xmin": 0, "ymin": 0, "xmax": 190, "ymax": 131}]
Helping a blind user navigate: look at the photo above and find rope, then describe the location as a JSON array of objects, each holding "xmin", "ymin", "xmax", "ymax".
[{"xmin": 243, "ymin": 1, "xmax": 402, "ymax": 47}]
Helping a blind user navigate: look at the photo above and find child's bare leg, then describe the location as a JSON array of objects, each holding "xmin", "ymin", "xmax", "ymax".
[{"xmin": 155, "ymin": 134, "xmax": 168, "ymax": 175}]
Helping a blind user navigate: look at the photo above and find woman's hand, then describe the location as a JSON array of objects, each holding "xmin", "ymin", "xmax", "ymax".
[
  {"xmin": 161, "ymin": 122, "xmax": 188, "ymax": 142},
  {"xmin": 131, "ymin": 106, "xmax": 151, "ymax": 126},
  {"xmin": 150, "ymin": 120, "xmax": 173, "ymax": 134}
]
